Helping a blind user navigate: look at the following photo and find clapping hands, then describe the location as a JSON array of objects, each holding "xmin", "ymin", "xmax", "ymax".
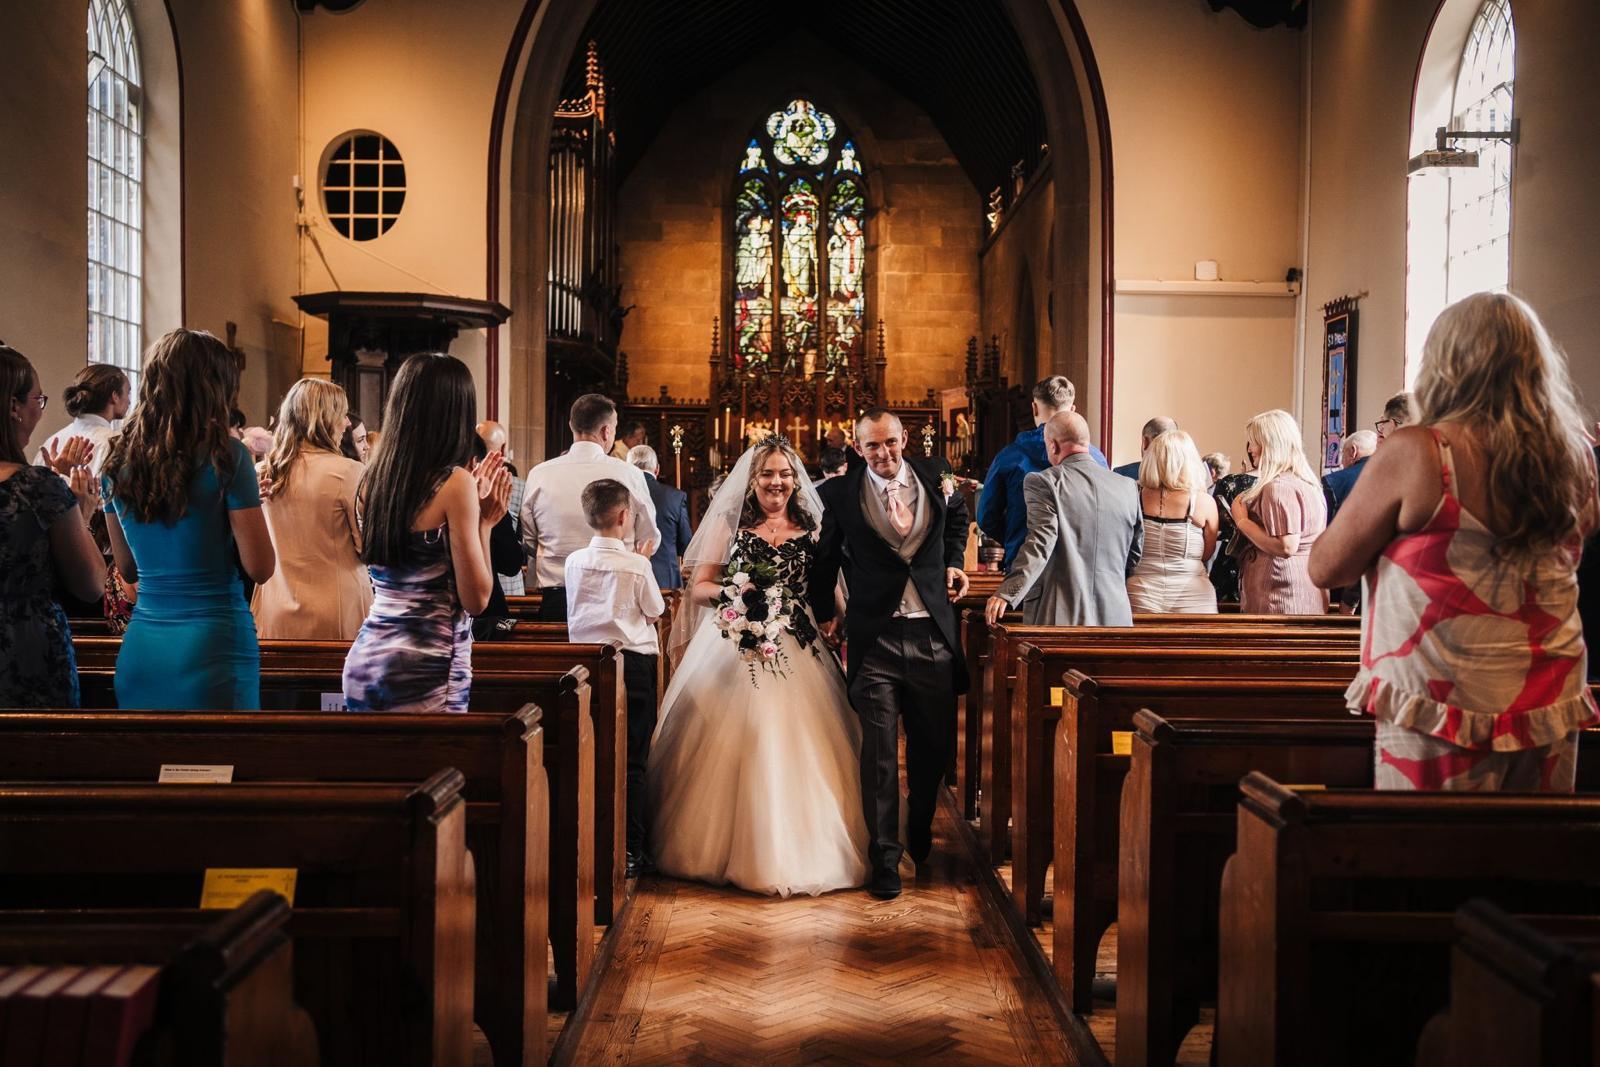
[
  {"xmin": 42, "ymin": 436, "xmax": 92, "ymax": 476},
  {"xmin": 470, "ymin": 449, "xmax": 513, "ymax": 526},
  {"xmin": 68, "ymin": 464, "xmax": 101, "ymax": 522}
]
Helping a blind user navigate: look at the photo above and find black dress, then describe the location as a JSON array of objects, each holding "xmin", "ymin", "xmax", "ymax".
[
  {"xmin": 1210, "ymin": 472, "xmax": 1258, "ymax": 606},
  {"xmin": 0, "ymin": 466, "xmax": 81, "ymax": 706}
]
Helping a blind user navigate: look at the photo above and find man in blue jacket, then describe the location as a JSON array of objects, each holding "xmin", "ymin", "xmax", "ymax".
[{"xmin": 977, "ymin": 375, "xmax": 1108, "ymax": 569}]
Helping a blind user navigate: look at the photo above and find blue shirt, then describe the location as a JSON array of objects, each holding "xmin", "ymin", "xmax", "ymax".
[
  {"xmin": 1321, "ymin": 455, "xmax": 1368, "ymax": 523},
  {"xmin": 977, "ymin": 427, "xmax": 1108, "ymax": 568}
]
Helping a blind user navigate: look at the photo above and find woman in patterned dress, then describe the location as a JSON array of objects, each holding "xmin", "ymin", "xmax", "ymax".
[
  {"xmin": 1311, "ymin": 292, "xmax": 1600, "ymax": 791},
  {"xmin": 341, "ymin": 353, "xmax": 511, "ymax": 713},
  {"xmin": 0, "ymin": 345, "xmax": 105, "ymax": 707},
  {"xmin": 1230, "ymin": 409, "xmax": 1328, "ymax": 614}
]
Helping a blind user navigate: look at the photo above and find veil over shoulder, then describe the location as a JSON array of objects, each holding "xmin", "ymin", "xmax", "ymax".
[{"xmin": 667, "ymin": 438, "xmax": 824, "ymax": 665}]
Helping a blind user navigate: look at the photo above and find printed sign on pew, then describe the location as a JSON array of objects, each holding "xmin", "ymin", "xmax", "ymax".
[
  {"xmin": 158, "ymin": 764, "xmax": 233, "ymax": 784},
  {"xmin": 201, "ymin": 868, "xmax": 298, "ymax": 908}
]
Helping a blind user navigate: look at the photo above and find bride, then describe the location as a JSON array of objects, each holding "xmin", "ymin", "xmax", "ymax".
[{"xmin": 646, "ymin": 436, "xmax": 869, "ymax": 896}]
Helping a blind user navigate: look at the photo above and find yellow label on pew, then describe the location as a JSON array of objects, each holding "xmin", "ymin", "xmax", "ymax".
[
  {"xmin": 1280, "ymin": 784, "xmax": 1327, "ymax": 792},
  {"xmin": 201, "ymin": 868, "xmax": 297, "ymax": 909},
  {"xmin": 1049, "ymin": 687, "xmax": 1064, "ymax": 707},
  {"xmin": 1111, "ymin": 731, "xmax": 1133, "ymax": 756}
]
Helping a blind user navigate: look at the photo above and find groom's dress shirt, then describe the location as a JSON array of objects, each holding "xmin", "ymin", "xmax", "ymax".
[
  {"xmin": 864, "ymin": 461, "xmax": 930, "ymax": 619},
  {"xmin": 521, "ymin": 440, "xmax": 658, "ymax": 589},
  {"xmin": 563, "ymin": 536, "xmax": 666, "ymax": 654}
]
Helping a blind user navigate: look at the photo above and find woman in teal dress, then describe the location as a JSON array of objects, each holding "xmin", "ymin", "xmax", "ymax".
[{"xmin": 103, "ymin": 330, "xmax": 276, "ymax": 710}]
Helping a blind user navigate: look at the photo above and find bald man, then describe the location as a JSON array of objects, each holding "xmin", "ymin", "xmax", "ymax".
[
  {"xmin": 986, "ymin": 411, "xmax": 1142, "ymax": 626},
  {"xmin": 1113, "ymin": 415, "xmax": 1178, "ymax": 479}
]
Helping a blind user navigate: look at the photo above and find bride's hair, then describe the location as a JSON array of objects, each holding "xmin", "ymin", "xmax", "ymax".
[{"xmin": 737, "ymin": 436, "xmax": 818, "ymax": 532}]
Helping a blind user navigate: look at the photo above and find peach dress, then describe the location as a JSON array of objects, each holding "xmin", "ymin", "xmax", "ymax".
[{"xmin": 251, "ymin": 448, "xmax": 373, "ymax": 640}]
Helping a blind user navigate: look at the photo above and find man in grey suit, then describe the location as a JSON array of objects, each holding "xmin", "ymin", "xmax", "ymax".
[
  {"xmin": 985, "ymin": 411, "xmax": 1143, "ymax": 626},
  {"xmin": 628, "ymin": 444, "xmax": 693, "ymax": 590}
]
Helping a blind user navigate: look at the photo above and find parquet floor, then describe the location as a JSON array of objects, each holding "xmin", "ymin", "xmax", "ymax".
[{"xmin": 564, "ymin": 795, "xmax": 1085, "ymax": 1064}]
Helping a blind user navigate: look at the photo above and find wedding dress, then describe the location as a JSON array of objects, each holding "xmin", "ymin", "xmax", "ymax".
[{"xmin": 647, "ymin": 487, "xmax": 868, "ymax": 897}]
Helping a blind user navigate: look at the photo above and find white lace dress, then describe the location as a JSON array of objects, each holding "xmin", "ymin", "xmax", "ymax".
[{"xmin": 646, "ymin": 530, "xmax": 869, "ymax": 896}]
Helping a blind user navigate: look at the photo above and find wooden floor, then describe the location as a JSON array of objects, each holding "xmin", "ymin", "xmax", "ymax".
[{"xmin": 562, "ymin": 794, "xmax": 1088, "ymax": 1064}]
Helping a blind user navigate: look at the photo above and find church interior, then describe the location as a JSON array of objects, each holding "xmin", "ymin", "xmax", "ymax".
[{"xmin": 3, "ymin": 0, "xmax": 1600, "ymax": 1063}]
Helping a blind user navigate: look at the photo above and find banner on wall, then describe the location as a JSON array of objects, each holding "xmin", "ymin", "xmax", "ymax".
[{"xmin": 1320, "ymin": 296, "xmax": 1360, "ymax": 473}]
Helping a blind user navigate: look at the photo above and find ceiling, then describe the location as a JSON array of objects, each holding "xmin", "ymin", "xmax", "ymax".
[{"xmin": 559, "ymin": 0, "xmax": 1046, "ymax": 196}]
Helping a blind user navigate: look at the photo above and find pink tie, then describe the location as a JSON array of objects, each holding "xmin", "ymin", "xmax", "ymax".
[{"xmin": 884, "ymin": 483, "xmax": 913, "ymax": 538}]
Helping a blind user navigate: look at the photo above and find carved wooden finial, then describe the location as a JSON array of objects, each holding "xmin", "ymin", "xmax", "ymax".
[
  {"xmin": 874, "ymin": 318, "xmax": 887, "ymax": 367},
  {"xmin": 709, "ymin": 316, "xmax": 721, "ymax": 364}
]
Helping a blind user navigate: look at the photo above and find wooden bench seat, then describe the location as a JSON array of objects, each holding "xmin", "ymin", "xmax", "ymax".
[
  {"xmin": 0, "ymin": 890, "xmax": 317, "ymax": 1066},
  {"xmin": 1416, "ymin": 899, "xmax": 1600, "ymax": 1067},
  {"xmin": 1217, "ymin": 774, "xmax": 1600, "ymax": 1066},
  {"xmin": 0, "ymin": 705, "xmax": 552, "ymax": 1066},
  {"xmin": 0, "ymin": 771, "xmax": 475, "ymax": 1067}
]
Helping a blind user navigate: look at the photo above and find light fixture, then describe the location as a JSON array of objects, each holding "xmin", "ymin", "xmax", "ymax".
[{"xmin": 1407, "ymin": 119, "xmax": 1519, "ymax": 174}]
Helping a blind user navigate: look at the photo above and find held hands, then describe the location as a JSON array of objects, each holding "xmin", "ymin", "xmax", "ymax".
[
  {"xmin": 471, "ymin": 451, "xmax": 512, "ymax": 527},
  {"xmin": 42, "ymin": 436, "xmax": 93, "ymax": 476},
  {"xmin": 818, "ymin": 618, "xmax": 841, "ymax": 647},
  {"xmin": 984, "ymin": 594, "xmax": 1010, "ymax": 627},
  {"xmin": 946, "ymin": 567, "xmax": 970, "ymax": 601},
  {"xmin": 68, "ymin": 465, "xmax": 100, "ymax": 522}
]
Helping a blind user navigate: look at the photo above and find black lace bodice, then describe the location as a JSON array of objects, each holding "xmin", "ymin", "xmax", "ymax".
[{"xmin": 730, "ymin": 529, "xmax": 819, "ymax": 651}]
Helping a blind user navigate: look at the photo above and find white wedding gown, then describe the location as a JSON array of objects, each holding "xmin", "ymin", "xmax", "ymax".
[{"xmin": 646, "ymin": 531, "xmax": 869, "ymax": 897}]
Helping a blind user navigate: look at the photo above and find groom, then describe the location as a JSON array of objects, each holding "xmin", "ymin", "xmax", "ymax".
[{"xmin": 811, "ymin": 408, "xmax": 971, "ymax": 900}]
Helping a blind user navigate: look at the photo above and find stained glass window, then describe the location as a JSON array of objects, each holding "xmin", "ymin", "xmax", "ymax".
[
  {"xmin": 1446, "ymin": 0, "xmax": 1514, "ymax": 304},
  {"xmin": 87, "ymin": 0, "xmax": 143, "ymax": 395},
  {"xmin": 730, "ymin": 100, "xmax": 866, "ymax": 379}
]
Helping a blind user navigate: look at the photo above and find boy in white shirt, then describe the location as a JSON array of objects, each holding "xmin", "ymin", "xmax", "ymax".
[{"xmin": 564, "ymin": 478, "xmax": 667, "ymax": 877}]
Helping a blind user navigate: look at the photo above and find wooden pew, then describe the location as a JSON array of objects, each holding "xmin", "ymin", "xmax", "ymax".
[
  {"xmin": 1048, "ymin": 673, "xmax": 1357, "ymax": 1013},
  {"xmin": 72, "ymin": 643, "xmax": 599, "ymax": 1014},
  {"xmin": 74, "ymin": 632, "xmax": 630, "ymax": 934},
  {"xmin": 0, "ymin": 706, "xmax": 551, "ymax": 1067},
  {"xmin": 1416, "ymin": 900, "xmax": 1600, "ymax": 1067},
  {"xmin": 0, "ymin": 771, "xmax": 475, "ymax": 1067},
  {"xmin": 1007, "ymin": 643, "xmax": 1360, "ymax": 919},
  {"xmin": 1116, "ymin": 711, "xmax": 1374, "ymax": 1065},
  {"xmin": 982, "ymin": 623, "xmax": 1360, "ymax": 866},
  {"xmin": 0, "ymin": 890, "xmax": 317, "ymax": 1067},
  {"xmin": 1217, "ymin": 774, "xmax": 1600, "ymax": 1066}
]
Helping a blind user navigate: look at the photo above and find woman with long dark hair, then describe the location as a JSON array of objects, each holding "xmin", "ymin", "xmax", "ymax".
[
  {"xmin": 0, "ymin": 345, "xmax": 105, "ymax": 706},
  {"xmin": 341, "ymin": 353, "xmax": 510, "ymax": 712},
  {"xmin": 251, "ymin": 377, "xmax": 372, "ymax": 640},
  {"xmin": 103, "ymin": 329, "xmax": 275, "ymax": 709},
  {"xmin": 1312, "ymin": 293, "xmax": 1599, "ymax": 791}
]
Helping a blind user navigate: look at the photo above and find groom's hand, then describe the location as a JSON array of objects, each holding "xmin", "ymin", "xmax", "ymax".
[
  {"xmin": 945, "ymin": 567, "xmax": 969, "ymax": 601},
  {"xmin": 984, "ymin": 595, "xmax": 1010, "ymax": 626},
  {"xmin": 818, "ymin": 618, "xmax": 838, "ymax": 642}
]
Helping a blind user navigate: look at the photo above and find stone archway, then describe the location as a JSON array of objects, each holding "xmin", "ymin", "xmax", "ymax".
[{"xmin": 492, "ymin": 0, "xmax": 1113, "ymax": 462}]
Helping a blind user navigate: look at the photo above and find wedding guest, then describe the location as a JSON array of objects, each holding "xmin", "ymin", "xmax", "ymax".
[
  {"xmin": 1322, "ymin": 428, "xmax": 1379, "ymax": 523},
  {"xmin": 565, "ymin": 478, "xmax": 666, "ymax": 875},
  {"xmin": 1202, "ymin": 451, "xmax": 1230, "ymax": 488},
  {"xmin": 1210, "ymin": 453, "xmax": 1257, "ymax": 605},
  {"xmin": 469, "ymin": 433, "xmax": 524, "ymax": 640},
  {"xmin": 1113, "ymin": 415, "xmax": 1177, "ymax": 479},
  {"xmin": 341, "ymin": 410, "xmax": 370, "ymax": 462},
  {"xmin": 611, "ymin": 418, "xmax": 646, "ymax": 461},
  {"xmin": 103, "ymin": 330, "xmax": 274, "ymax": 709},
  {"xmin": 1230, "ymin": 409, "xmax": 1326, "ymax": 614},
  {"xmin": 477, "ymin": 419, "xmax": 528, "ymax": 597},
  {"xmin": 977, "ymin": 376, "xmax": 1108, "ymax": 569},
  {"xmin": 34, "ymin": 363, "xmax": 128, "ymax": 476},
  {"xmin": 1127, "ymin": 429, "xmax": 1218, "ymax": 613},
  {"xmin": 0, "ymin": 344, "xmax": 105, "ymax": 707},
  {"xmin": 630, "ymin": 443, "xmax": 692, "ymax": 590},
  {"xmin": 818, "ymin": 447, "xmax": 850, "ymax": 480},
  {"xmin": 250, "ymin": 378, "xmax": 372, "ymax": 640},
  {"xmin": 1312, "ymin": 293, "xmax": 1598, "ymax": 791},
  {"xmin": 1374, "ymin": 389, "xmax": 1414, "ymax": 443},
  {"xmin": 342, "ymin": 353, "xmax": 510, "ymax": 712},
  {"xmin": 824, "ymin": 426, "xmax": 864, "ymax": 472},
  {"xmin": 985, "ymin": 412, "xmax": 1141, "ymax": 626},
  {"xmin": 521, "ymin": 393, "xmax": 656, "ymax": 621}
]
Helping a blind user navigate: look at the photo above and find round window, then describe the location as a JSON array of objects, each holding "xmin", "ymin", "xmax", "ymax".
[{"xmin": 322, "ymin": 132, "xmax": 405, "ymax": 240}]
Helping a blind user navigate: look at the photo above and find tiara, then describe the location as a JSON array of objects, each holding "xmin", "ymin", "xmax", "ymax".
[{"xmin": 756, "ymin": 433, "xmax": 793, "ymax": 450}]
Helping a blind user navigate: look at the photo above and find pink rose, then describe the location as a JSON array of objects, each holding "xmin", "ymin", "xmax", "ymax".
[
  {"xmin": 760, "ymin": 642, "xmax": 778, "ymax": 657},
  {"xmin": 722, "ymin": 608, "xmax": 740, "ymax": 622}
]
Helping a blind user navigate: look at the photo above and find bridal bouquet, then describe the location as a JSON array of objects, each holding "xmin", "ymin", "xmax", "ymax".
[{"xmin": 712, "ymin": 556, "xmax": 799, "ymax": 683}]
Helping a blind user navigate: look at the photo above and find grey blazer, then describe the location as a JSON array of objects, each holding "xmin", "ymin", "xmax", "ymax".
[{"xmin": 995, "ymin": 451, "xmax": 1144, "ymax": 626}]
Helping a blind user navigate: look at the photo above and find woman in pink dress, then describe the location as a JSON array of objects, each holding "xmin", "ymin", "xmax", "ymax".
[
  {"xmin": 1230, "ymin": 409, "xmax": 1327, "ymax": 614},
  {"xmin": 1310, "ymin": 292, "xmax": 1599, "ymax": 791}
]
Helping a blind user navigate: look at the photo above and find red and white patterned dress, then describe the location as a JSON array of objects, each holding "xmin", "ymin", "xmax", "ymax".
[{"xmin": 1348, "ymin": 432, "xmax": 1597, "ymax": 791}]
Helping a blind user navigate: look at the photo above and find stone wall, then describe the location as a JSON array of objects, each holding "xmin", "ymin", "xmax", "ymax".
[
  {"xmin": 978, "ymin": 167, "xmax": 1057, "ymax": 395},
  {"xmin": 616, "ymin": 35, "xmax": 982, "ymax": 405}
]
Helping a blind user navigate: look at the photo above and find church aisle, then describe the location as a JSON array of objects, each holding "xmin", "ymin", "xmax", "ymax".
[{"xmin": 561, "ymin": 795, "xmax": 1091, "ymax": 1064}]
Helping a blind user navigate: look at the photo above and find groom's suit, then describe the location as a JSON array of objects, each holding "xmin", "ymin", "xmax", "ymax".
[{"xmin": 810, "ymin": 456, "xmax": 970, "ymax": 876}]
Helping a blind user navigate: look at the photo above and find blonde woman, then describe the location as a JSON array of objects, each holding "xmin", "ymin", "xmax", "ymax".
[
  {"xmin": 251, "ymin": 378, "xmax": 373, "ymax": 640},
  {"xmin": 1128, "ymin": 430, "xmax": 1218, "ymax": 613},
  {"xmin": 1311, "ymin": 293, "xmax": 1599, "ymax": 791},
  {"xmin": 1230, "ymin": 409, "xmax": 1327, "ymax": 614}
]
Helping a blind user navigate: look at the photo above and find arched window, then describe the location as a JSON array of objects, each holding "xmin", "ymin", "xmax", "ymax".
[
  {"xmin": 1405, "ymin": 0, "xmax": 1515, "ymax": 377},
  {"xmin": 87, "ymin": 0, "xmax": 143, "ymax": 394},
  {"xmin": 731, "ymin": 99, "xmax": 866, "ymax": 380}
]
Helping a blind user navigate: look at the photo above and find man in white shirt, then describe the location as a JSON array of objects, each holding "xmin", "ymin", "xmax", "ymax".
[
  {"xmin": 564, "ymin": 478, "xmax": 666, "ymax": 875},
  {"xmin": 521, "ymin": 393, "xmax": 657, "ymax": 621}
]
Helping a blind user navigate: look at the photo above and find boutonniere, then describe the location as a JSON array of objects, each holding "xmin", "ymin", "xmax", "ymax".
[{"xmin": 939, "ymin": 472, "xmax": 958, "ymax": 502}]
